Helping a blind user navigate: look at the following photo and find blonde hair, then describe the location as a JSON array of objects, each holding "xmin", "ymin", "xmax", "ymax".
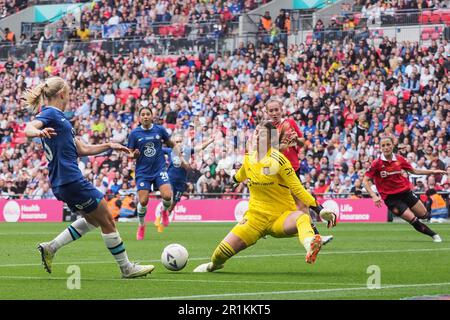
[
  {"xmin": 265, "ymin": 97, "xmax": 283, "ymax": 109},
  {"xmin": 22, "ymin": 77, "xmax": 68, "ymax": 114}
]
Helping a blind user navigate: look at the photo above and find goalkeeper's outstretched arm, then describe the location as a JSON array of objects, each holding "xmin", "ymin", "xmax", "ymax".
[{"xmin": 278, "ymin": 155, "xmax": 336, "ymax": 228}]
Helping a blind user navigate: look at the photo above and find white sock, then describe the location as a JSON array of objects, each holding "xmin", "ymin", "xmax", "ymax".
[
  {"xmin": 51, "ymin": 218, "xmax": 97, "ymax": 251},
  {"xmin": 162, "ymin": 198, "xmax": 172, "ymax": 211},
  {"xmin": 137, "ymin": 203, "xmax": 147, "ymax": 226},
  {"xmin": 101, "ymin": 232, "xmax": 131, "ymax": 269}
]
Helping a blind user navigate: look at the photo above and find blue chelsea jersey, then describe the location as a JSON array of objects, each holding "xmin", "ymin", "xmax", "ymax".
[
  {"xmin": 128, "ymin": 124, "xmax": 170, "ymax": 179},
  {"xmin": 35, "ymin": 106, "xmax": 83, "ymax": 187},
  {"xmin": 163, "ymin": 147, "xmax": 193, "ymax": 183}
]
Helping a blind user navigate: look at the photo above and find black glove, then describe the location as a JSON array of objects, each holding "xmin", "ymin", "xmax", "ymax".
[{"xmin": 309, "ymin": 202, "xmax": 324, "ymax": 216}]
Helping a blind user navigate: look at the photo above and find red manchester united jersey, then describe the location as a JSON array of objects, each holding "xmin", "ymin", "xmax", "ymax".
[
  {"xmin": 365, "ymin": 154, "xmax": 414, "ymax": 199},
  {"xmin": 276, "ymin": 118, "xmax": 303, "ymax": 171}
]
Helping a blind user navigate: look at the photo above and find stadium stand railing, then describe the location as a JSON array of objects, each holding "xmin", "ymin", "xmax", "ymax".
[
  {"xmin": 4, "ymin": 8, "xmax": 446, "ymax": 61},
  {"xmin": 291, "ymin": 8, "xmax": 450, "ymax": 31}
]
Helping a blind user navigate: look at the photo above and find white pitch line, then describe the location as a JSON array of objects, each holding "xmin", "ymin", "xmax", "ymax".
[
  {"xmin": 0, "ymin": 247, "xmax": 449, "ymax": 268},
  {"xmin": 134, "ymin": 282, "xmax": 450, "ymax": 300},
  {"xmin": 0, "ymin": 275, "xmax": 363, "ymax": 287},
  {"xmin": 232, "ymin": 247, "xmax": 450, "ymax": 259},
  {"xmin": 1, "ymin": 276, "xmax": 449, "ymax": 300}
]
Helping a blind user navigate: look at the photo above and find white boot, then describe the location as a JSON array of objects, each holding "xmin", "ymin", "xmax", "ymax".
[
  {"xmin": 193, "ymin": 262, "xmax": 224, "ymax": 273},
  {"xmin": 432, "ymin": 235, "xmax": 443, "ymax": 243},
  {"xmin": 121, "ymin": 263, "xmax": 155, "ymax": 278}
]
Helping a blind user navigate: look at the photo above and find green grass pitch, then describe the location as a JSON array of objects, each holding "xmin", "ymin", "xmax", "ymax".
[{"xmin": 0, "ymin": 222, "xmax": 449, "ymax": 300}]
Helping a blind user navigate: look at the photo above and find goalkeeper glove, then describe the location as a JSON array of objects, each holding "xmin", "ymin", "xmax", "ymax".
[{"xmin": 310, "ymin": 202, "xmax": 337, "ymax": 229}]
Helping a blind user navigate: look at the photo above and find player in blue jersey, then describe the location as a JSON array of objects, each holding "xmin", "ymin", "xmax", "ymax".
[
  {"xmin": 158, "ymin": 134, "xmax": 215, "ymax": 230},
  {"xmin": 127, "ymin": 106, "xmax": 175, "ymax": 240},
  {"xmin": 23, "ymin": 77, "xmax": 154, "ymax": 278}
]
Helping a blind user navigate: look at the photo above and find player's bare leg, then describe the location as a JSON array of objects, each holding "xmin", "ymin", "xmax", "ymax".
[
  {"xmin": 136, "ymin": 190, "xmax": 150, "ymax": 240},
  {"xmin": 164, "ymin": 198, "xmax": 178, "ymax": 227},
  {"xmin": 158, "ymin": 183, "xmax": 173, "ymax": 230},
  {"xmin": 410, "ymin": 200, "xmax": 432, "ymax": 220},
  {"xmin": 38, "ymin": 217, "xmax": 97, "ymax": 273},
  {"xmin": 410, "ymin": 203, "xmax": 442, "ymax": 242},
  {"xmin": 395, "ymin": 207, "xmax": 441, "ymax": 242}
]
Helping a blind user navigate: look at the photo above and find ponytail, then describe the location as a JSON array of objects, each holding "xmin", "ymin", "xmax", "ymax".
[
  {"xmin": 22, "ymin": 82, "xmax": 47, "ymax": 114},
  {"xmin": 22, "ymin": 77, "xmax": 67, "ymax": 114}
]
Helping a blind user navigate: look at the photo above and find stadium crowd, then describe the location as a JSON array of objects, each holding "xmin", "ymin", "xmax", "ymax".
[
  {"xmin": 310, "ymin": 0, "xmax": 450, "ymax": 34},
  {"xmin": 0, "ymin": 0, "xmax": 28, "ymax": 20},
  {"xmin": 355, "ymin": 0, "xmax": 448, "ymax": 13},
  {"xmin": 0, "ymin": 8, "xmax": 449, "ymax": 216},
  {"xmin": 25, "ymin": 0, "xmax": 269, "ymax": 46}
]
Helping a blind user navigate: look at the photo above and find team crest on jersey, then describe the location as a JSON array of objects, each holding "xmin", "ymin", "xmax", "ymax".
[
  {"xmin": 140, "ymin": 182, "xmax": 145, "ymax": 187},
  {"xmin": 173, "ymin": 156, "xmax": 181, "ymax": 167},
  {"xmin": 156, "ymin": 135, "xmax": 160, "ymax": 140},
  {"xmin": 263, "ymin": 167, "xmax": 270, "ymax": 175}
]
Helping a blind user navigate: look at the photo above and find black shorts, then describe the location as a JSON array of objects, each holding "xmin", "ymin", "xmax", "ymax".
[{"xmin": 384, "ymin": 191, "xmax": 420, "ymax": 215}]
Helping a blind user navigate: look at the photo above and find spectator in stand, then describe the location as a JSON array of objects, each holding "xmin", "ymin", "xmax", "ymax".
[
  {"xmin": 313, "ymin": 19, "xmax": 325, "ymax": 43},
  {"xmin": 41, "ymin": 182, "xmax": 55, "ymax": 199},
  {"xmin": 1, "ymin": 27, "xmax": 16, "ymax": 44},
  {"xmin": 76, "ymin": 24, "xmax": 91, "ymax": 41},
  {"xmin": 0, "ymin": 17, "xmax": 447, "ymax": 205},
  {"xmin": 259, "ymin": 11, "xmax": 272, "ymax": 33}
]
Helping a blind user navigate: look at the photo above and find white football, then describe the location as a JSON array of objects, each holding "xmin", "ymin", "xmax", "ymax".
[{"xmin": 161, "ymin": 243, "xmax": 189, "ymax": 271}]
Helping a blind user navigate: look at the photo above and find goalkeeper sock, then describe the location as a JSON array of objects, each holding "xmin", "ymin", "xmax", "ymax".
[
  {"xmin": 137, "ymin": 203, "xmax": 147, "ymax": 226},
  {"xmin": 102, "ymin": 232, "xmax": 131, "ymax": 268},
  {"xmin": 211, "ymin": 241, "xmax": 236, "ymax": 266},
  {"xmin": 311, "ymin": 223, "xmax": 320, "ymax": 235},
  {"xmin": 296, "ymin": 214, "xmax": 316, "ymax": 245},
  {"xmin": 410, "ymin": 217, "xmax": 436, "ymax": 237},
  {"xmin": 51, "ymin": 218, "xmax": 97, "ymax": 252}
]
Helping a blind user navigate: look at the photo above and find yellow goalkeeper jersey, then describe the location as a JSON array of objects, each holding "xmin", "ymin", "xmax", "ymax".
[{"xmin": 234, "ymin": 148, "xmax": 316, "ymax": 216}]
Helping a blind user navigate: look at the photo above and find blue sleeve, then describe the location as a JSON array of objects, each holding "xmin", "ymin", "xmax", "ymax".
[
  {"xmin": 35, "ymin": 109, "xmax": 54, "ymax": 127},
  {"xmin": 162, "ymin": 147, "xmax": 172, "ymax": 155},
  {"xmin": 127, "ymin": 131, "xmax": 136, "ymax": 150}
]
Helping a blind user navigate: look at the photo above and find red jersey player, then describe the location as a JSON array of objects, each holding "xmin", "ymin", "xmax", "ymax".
[
  {"xmin": 363, "ymin": 135, "xmax": 446, "ymax": 242},
  {"xmin": 265, "ymin": 98, "xmax": 336, "ymax": 243}
]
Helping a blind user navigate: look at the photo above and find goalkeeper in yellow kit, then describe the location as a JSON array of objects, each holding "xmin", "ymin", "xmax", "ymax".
[{"xmin": 194, "ymin": 122, "xmax": 336, "ymax": 273}]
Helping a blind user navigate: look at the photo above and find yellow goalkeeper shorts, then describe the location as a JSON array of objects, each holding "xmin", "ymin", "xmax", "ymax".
[{"xmin": 230, "ymin": 210, "xmax": 297, "ymax": 247}]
